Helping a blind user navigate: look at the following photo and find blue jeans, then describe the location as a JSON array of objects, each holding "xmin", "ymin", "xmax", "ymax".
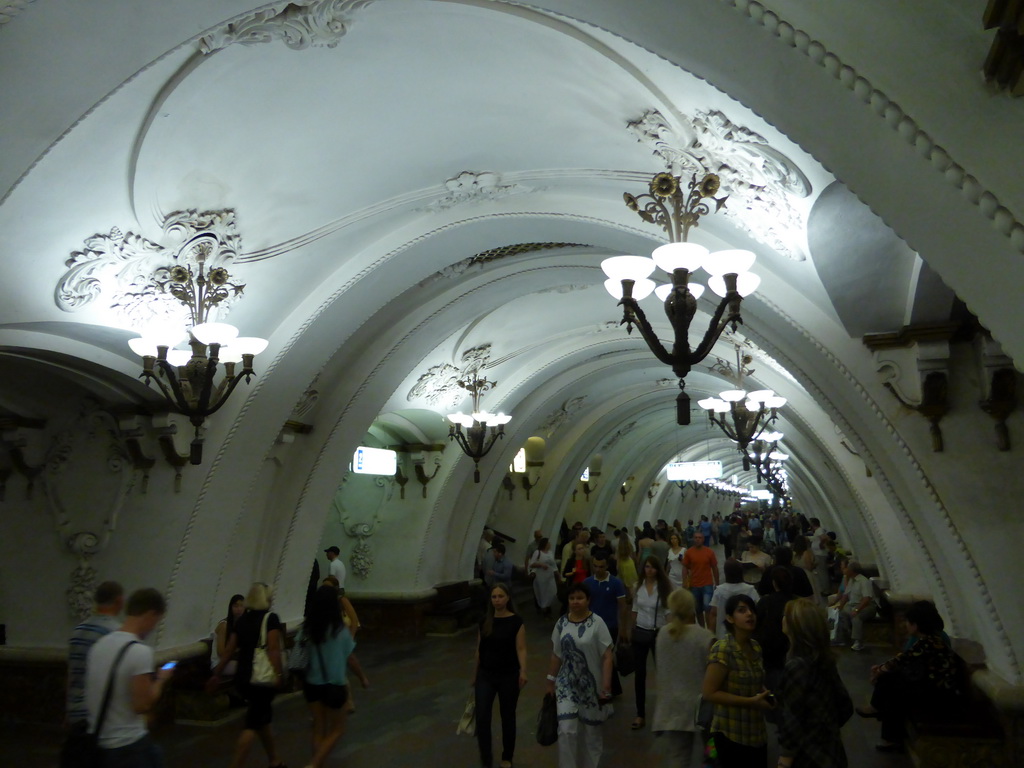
[
  {"xmin": 691, "ymin": 585, "xmax": 714, "ymax": 614},
  {"xmin": 101, "ymin": 735, "xmax": 164, "ymax": 768}
]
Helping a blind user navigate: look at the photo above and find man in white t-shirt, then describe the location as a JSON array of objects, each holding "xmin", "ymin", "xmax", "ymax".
[
  {"xmin": 85, "ymin": 588, "xmax": 172, "ymax": 767},
  {"xmin": 325, "ymin": 545, "xmax": 347, "ymax": 590}
]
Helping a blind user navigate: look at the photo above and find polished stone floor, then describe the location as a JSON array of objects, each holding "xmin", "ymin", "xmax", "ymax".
[{"xmin": 6, "ymin": 594, "xmax": 911, "ymax": 768}]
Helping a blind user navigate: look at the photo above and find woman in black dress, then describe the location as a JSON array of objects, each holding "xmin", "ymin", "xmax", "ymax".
[{"xmin": 471, "ymin": 583, "xmax": 527, "ymax": 768}]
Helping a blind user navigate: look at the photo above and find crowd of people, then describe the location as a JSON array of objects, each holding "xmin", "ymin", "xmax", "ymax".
[{"xmin": 472, "ymin": 510, "xmax": 967, "ymax": 767}]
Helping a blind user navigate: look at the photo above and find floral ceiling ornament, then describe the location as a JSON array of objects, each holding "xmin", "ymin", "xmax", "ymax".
[
  {"xmin": 432, "ymin": 242, "xmax": 589, "ymax": 282},
  {"xmin": 627, "ymin": 108, "xmax": 811, "ymax": 260},
  {"xmin": 424, "ymin": 171, "xmax": 531, "ymax": 212},
  {"xmin": 601, "ymin": 420, "xmax": 638, "ymax": 451},
  {"xmin": 199, "ymin": 0, "xmax": 376, "ymax": 53},
  {"xmin": 407, "ymin": 344, "xmax": 493, "ymax": 410},
  {"xmin": 0, "ymin": 0, "xmax": 36, "ymax": 27},
  {"xmin": 56, "ymin": 209, "xmax": 243, "ymax": 329}
]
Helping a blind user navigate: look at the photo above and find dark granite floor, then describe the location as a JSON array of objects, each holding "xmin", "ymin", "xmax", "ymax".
[{"xmin": 5, "ymin": 600, "xmax": 911, "ymax": 768}]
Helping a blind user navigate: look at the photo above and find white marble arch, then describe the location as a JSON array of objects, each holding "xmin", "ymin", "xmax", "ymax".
[{"xmin": 3, "ymin": 0, "xmax": 1024, "ymax": 696}]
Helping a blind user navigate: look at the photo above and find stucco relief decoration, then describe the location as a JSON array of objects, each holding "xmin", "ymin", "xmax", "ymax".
[
  {"xmin": 407, "ymin": 344, "xmax": 492, "ymax": 410},
  {"xmin": 0, "ymin": 0, "xmax": 35, "ymax": 26},
  {"xmin": 42, "ymin": 400, "xmax": 134, "ymax": 619},
  {"xmin": 538, "ymin": 396, "xmax": 586, "ymax": 438},
  {"xmin": 424, "ymin": 171, "xmax": 531, "ymax": 212},
  {"xmin": 333, "ymin": 475, "xmax": 388, "ymax": 580},
  {"xmin": 56, "ymin": 209, "xmax": 242, "ymax": 329},
  {"xmin": 199, "ymin": 0, "xmax": 374, "ymax": 53},
  {"xmin": 628, "ymin": 109, "xmax": 811, "ymax": 260},
  {"xmin": 601, "ymin": 420, "xmax": 637, "ymax": 451}
]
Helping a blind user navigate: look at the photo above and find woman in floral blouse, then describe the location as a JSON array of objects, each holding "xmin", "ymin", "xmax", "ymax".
[
  {"xmin": 702, "ymin": 593, "xmax": 774, "ymax": 767},
  {"xmin": 856, "ymin": 600, "xmax": 964, "ymax": 752}
]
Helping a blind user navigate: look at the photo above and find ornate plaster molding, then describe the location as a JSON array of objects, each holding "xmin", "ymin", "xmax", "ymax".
[
  {"xmin": 628, "ymin": 108, "xmax": 810, "ymax": 261},
  {"xmin": 423, "ymin": 171, "xmax": 533, "ymax": 212},
  {"xmin": 538, "ymin": 396, "xmax": 586, "ymax": 437},
  {"xmin": 41, "ymin": 400, "xmax": 135, "ymax": 619},
  {"xmin": 0, "ymin": 0, "xmax": 34, "ymax": 27},
  {"xmin": 601, "ymin": 420, "xmax": 637, "ymax": 451},
  {"xmin": 56, "ymin": 209, "xmax": 242, "ymax": 329},
  {"xmin": 199, "ymin": 0, "xmax": 374, "ymax": 54},
  {"xmin": 712, "ymin": 0, "xmax": 1024, "ymax": 257},
  {"xmin": 431, "ymin": 241, "xmax": 589, "ymax": 282},
  {"xmin": 334, "ymin": 474, "xmax": 389, "ymax": 580},
  {"xmin": 406, "ymin": 344, "xmax": 492, "ymax": 409}
]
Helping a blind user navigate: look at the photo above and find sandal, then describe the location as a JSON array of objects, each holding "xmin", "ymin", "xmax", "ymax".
[{"xmin": 631, "ymin": 717, "xmax": 645, "ymax": 730}]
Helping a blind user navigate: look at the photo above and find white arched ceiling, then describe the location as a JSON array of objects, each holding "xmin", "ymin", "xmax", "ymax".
[{"xmin": 4, "ymin": 0, "xmax": 1024, "ymax": 683}]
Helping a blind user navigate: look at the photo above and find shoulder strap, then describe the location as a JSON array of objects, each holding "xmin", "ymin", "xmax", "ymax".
[
  {"xmin": 93, "ymin": 639, "xmax": 139, "ymax": 737},
  {"xmin": 258, "ymin": 611, "xmax": 270, "ymax": 649}
]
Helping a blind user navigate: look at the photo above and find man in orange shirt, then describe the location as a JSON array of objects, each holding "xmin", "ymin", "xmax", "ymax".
[{"xmin": 683, "ymin": 532, "xmax": 720, "ymax": 628}]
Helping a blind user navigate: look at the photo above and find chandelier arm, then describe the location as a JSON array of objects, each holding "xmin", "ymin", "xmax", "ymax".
[
  {"xmin": 150, "ymin": 361, "xmax": 196, "ymax": 415},
  {"xmin": 622, "ymin": 299, "xmax": 675, "ymax": 366},
  {"xmin": 689, "ymin": 295, "xmax": 738, "ymax": 365},
  {"xmin": 195, "ymin": 371, "xmax": 252, "ymax": 419}
]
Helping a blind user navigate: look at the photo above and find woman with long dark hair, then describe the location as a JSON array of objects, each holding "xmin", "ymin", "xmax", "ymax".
[
  {"xmin": 211, "ymin": 593, "xmax": 245, "ymax": 677},
  {"xmin": 627, "ymin": 555, "xmax": 672, "ymax": 730},
  {"xmin": 702, "ymin": 593, "xmax": 773, "ymax": 767},
  {"xmin": 304, "ymin": 584, "xmax": 357, "ymax": 768},
  {"xmin": 776, "ymin": 598, "xmax": 853, "ymax": 767},
  {"xmin": 471, "ymin": 582, "xmax": 527, "ymax": 768}
]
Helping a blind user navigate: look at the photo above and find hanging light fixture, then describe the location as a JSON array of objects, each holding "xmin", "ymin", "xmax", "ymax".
[
  {"xmin": 601, "ymin": 171, "xmax": 760, "ymax": 425},
  {"xmin": 447, "ymin": 373, "xmax": 511, "ymax": 483},
  {"xmin": 697, "ymin": 344, "xmax": 786, "ymax": 464},
  {"xmin": 127, "ymin": 241, "xmax": 267, "ymax": 465}
]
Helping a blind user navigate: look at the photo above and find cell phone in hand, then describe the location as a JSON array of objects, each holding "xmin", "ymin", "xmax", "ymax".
[{"xmin": 160, "ymin": 661, "xmax": 177, "ymax": 671}]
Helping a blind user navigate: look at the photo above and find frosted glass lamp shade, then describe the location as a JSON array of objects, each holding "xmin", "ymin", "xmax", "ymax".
[
  {"xmin": 600, "ymin": 255, "xmax": 655, "ymax": 280},
  {"xmin": 708, "ymin": 272, "xmax": 760, "ymax": 298},
  {"xmin": 746, "ymin": 389, "xmax": 774, "ymax": 403},
  {"xmin": 764, "ymin": 395, "xmax": 787, "ymax": 408},
  {"xmin": 651, "ymin": 242, "xmax": 709, "ymax": 273},
  {"xmin": 166, "ymin": 349, "xmax": 192, "ymax": 367},
  {"xmin": 191, "ymin": 322, "xmax": 239, "ymax": 346},
  {"xmin": 697, "ymin": 397, "xmax": 719, "ymax": 410},
  {"xmin": 604, "ymin": 278, "xmax": 655, "ymax": 300},
  {"xmin": 654, "ymin": 282, "xmax": 705, "ymax": 302},
  {"xmin": 704, "ymin": 249, "xmax": 756, "ymax": 276},
  {"xmin": 447, "ymin": 413, "xmax": 473, "ymax": 427},
  {"xmin": 231, "ymin": 337, "xmax": 269, "ymax": 356},
  {"xmin": 492, "ymin": 413, "xmax": 512, "ymax": 425},
  {"xmin": 761, "ymin": 431, "xmax": 784, "ymax": 442},
  {"xmin": 128, "ymin": 337, "xmax": 157, "ymax": 357},
  {"xmin": 218, "ymin": 348, "xmax": 243, "ymax": 364},
  {"xmin": 719, "ymin": 389, "xmax": 747, "ymax": 402}
]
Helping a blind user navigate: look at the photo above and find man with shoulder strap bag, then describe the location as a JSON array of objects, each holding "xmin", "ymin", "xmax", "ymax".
[{"xmin": 82, "ymin": 588, "xmax": 173, "ymax": 768}]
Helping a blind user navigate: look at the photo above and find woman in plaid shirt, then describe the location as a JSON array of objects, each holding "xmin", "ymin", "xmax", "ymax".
[{"xmin": 702, "ymin": 593, "xmax": 774, "ymax": 766}]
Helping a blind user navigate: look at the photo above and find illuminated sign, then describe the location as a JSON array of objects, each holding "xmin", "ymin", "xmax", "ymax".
[
  {"xmin": 352, "ymin": 446, "xmax": 397, "ymax": 475},
  {"xmin": 666, "ymin": 460, "xmax": 723, "ymax": 482},
  {"xmin": 580, "ymin": 467, "xmax": 590, "ymax": 482}
]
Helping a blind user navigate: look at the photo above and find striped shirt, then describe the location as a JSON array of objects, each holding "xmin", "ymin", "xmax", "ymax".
[{"xmin": 67, "ymin": 614, "xmax": 121, "ymax": 724}]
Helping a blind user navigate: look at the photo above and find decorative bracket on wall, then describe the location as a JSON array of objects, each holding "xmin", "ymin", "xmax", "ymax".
[
  {"xmin": 502, "ymin": 474, "xmax": 515, "ymax": 500},
  {"xmin": 0, "ymin": 415, "xmax": 47, "ymax": 500},
  {"xmin": 521, "ymin": 471, "xmax": 540, "ymax": 500},
  {"xmin": 976, "ymin": 335, "xmax": 1017, "ymax": 450},
  {"xmin": 394, "ymin": 466, "xmax": 409, "ymax": 499},
  {"xmin": 866, "ymin": 325, "xmax": 955, "ymax": 452},
  {"xmin": 390, "ymin": 443, "xmax": 444, "ymax": 500},
  {"xmin": 647, "ymin": 481, "xmax": 661, "ymax": 503},
  {"xmin": 152, "ymin": 414, "xmax": 192, "ymax": 491},
  {"xmin": 118, "ymin": 416, "xmax": 157, "ymax": 494}
]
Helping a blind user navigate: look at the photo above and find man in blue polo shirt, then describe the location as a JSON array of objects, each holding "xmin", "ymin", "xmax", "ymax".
[{"xmin": 584, "ymin": 556, "xmax": 628, "ymax": 696}]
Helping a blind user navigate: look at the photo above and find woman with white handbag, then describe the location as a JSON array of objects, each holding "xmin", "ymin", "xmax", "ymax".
[{"xmin": 210, "ymin": 582, "xmax": 286, "ymax": 768}]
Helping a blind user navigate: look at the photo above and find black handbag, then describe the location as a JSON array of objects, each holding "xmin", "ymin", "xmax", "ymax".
[
  {"xmin": 60, "ymin": 640, "xmax": 138, "ymax": 768},
  {"xmin": 536, "ymin": 692, "xmax": 558, "ymax": 746},
  {"xmin": 615, "ymin": 642, "xmax": 636, "ymax": 676}
]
